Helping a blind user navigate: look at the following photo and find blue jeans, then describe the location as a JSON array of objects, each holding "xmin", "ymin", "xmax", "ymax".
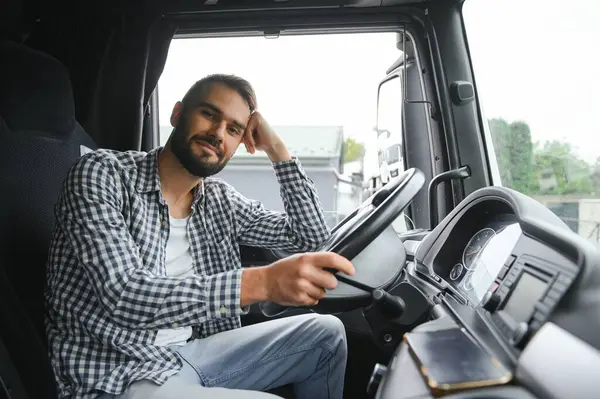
[{"xmin": 101, "ymin": 314, "xmax": 347, "ymax": 399}]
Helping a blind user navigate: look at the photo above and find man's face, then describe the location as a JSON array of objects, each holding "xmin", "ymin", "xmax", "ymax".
[{"xmin": 169, "ymin": 83, "xmax": 251, "ymax": 177}]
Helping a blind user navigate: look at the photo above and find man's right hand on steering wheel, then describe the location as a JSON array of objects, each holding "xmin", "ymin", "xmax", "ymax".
[{"xmin": 241, "ymin": 252, "xmax": 355, "ymax": 307}]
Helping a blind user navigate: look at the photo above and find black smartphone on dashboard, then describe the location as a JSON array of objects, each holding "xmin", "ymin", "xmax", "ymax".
[{"xmin": 403, "ymin": 328, "xmax": 512, "ymax": 396}]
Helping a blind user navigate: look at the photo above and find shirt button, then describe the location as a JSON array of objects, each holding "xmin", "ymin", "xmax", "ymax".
[
  {"xmin": 172, "ymin": 322, "xmax": 179, "ymax": 328},
  {"xmin": 162, "ymin": 220, "xmax": 169, "ymax": 228},
  {"xmin": 219, "ymin": 306, "xmax": 228, "ymax": 314}
]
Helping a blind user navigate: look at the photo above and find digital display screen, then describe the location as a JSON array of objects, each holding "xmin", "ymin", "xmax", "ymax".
[{"xmin": 503, "ymin": 272, "xmax": 548, "ymax": 323}]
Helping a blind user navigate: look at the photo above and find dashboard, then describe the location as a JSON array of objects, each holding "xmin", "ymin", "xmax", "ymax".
[
  {"xmin": 446, "ymin": 220, "xmax": 521, "ymax": 306},
  {"xmin": 370, "ymin": 186, "xmax": 600, "ymax": 399}
]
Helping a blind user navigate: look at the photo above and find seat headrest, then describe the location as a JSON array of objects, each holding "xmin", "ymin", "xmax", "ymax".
[
  {"xmin": 0, "ymin": 0, "xmax": 29, "ymax": 43},
  {"xmin": 0, "ymin": 38, "xmax": 77, "ymax": 137}
]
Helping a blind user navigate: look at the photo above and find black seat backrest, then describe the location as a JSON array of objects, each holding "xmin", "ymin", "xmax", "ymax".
[{"xmin": 0, "ymin": 37, "xmax": 98, "ymax": 399}]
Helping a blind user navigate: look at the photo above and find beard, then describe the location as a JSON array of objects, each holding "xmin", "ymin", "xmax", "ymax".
[{"xmin": 169, "ymin": 118, "xmax": 230, "ymax": 178}]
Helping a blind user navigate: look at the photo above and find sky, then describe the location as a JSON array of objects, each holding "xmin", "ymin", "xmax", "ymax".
[
  {"xmin": 463, "ymin": 0, "xmax": 600, "ymax": 163},
  {"xmin": 158, "ymin": 0, "xmax": 600, "ymax": 178}
]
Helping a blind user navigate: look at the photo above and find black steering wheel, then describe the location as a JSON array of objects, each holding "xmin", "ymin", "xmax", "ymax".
[{"xmin": 261, "ymin": 168, "xmax": 425, "ymax": 316}]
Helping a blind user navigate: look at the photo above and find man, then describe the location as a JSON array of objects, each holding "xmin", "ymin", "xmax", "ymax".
[{"xmin": 45, "ymin": 74, "xmax": 355, "ymax": 399}]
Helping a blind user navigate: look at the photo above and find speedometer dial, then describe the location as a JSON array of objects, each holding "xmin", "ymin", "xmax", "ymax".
[
  {"xmin": 449, "ymin": 263, "xmax": 463, "ymax": 280},
  {"xmin": 462, "ymin": 228, "xmax": 496, "ymax": 270}
]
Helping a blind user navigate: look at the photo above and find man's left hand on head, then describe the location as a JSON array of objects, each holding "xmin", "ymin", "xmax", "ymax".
[{"xmin": 243, "ymin": 112, "xmax": 290, "ymax": 162}]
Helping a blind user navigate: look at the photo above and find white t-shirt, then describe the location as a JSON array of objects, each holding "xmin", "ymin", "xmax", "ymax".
[{"xmin": 153, "ymin": 215, "xmax": 194, "ymax": 347}]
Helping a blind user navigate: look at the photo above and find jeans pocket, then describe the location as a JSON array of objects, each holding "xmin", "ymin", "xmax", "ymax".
[{"xmin": 175, "ymin": 351, "xmax": 208, "ymax": 386}]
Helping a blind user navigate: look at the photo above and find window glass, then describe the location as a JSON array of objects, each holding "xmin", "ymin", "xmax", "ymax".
[
  {"xmin": 464, "ymin": 0, "xmax": 600, "ymax": 244},
  {"xmin": 376, "ymin": 75, "xmax": 410, "ymax": 232},
  {"xmin": 385, "ymin": 144, "xmax": 402, "ymax": 165},
  {"xmin": 158, "ymin": 33, "xmax": 400, "ymax": 229},
  {"xmin": 376, "ymin": 76, "xmax": 404, "ymax": 182}
]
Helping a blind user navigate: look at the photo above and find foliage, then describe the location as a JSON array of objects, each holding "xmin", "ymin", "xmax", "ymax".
[
  {"xmin": 488, "ymin": 118, "xmax": 596, "ymax": 195},
  {"xmin": 532, "ymin": 140, "xmax": 592, "ymax": 195},
  {"xmin": 343, "ymin": 138, "xmax": 365, "ymax": 164},
  {"xmin": 591, "ymin": 157, "xmax": 600, "ymax": 189},
  {"xmin": 488, "ymin": 119, "xmax": 534, "ymax": 194},
  {"xmin": 489, "ymin": 118, "xmax": 513, "ymax": 187}
]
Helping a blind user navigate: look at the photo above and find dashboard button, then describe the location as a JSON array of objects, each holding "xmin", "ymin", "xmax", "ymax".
[
  {"xmin": 504, "ymin": 276, "xmax": 514, "ymax": 288},
  {"xmin": 497, "ymin": 266, "xmax": 509, "ymax": 280},
  {"xmin": 481, "ymin": 291, "xmax": 502, "ymax": 312},
  {"xmin": 505, "ymin": 255, "xmax": 517, "ymax": 267},
  {"xmin": 367, "ymin": 363, "xmax": 388, "ymax": 396}
]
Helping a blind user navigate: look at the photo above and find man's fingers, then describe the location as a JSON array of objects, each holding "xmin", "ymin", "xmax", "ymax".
[
  {"xmin": 300, "ymin": 266, "xmax": 338, "ymax": 290},
  {"xmin": 307, "ymin": 252, "xmax": 355, "ymax": 276},
  {"xmin": 244, "ymin": 114, "xmax": 258, "ymax": 153},
  {"xmin": 247, "ymin": 132, "xmax": 256, "ymax": 153},
  {"xmin": 243, "ymin": 134, "xmax": 255, "ymax": 154},
  {"xmin": 301, "ymin": 294, "xmax": 319, "ymax": 307},
  {"xmin": 300, "ymin": 280, "xmax": 327, "ymax": 301}
]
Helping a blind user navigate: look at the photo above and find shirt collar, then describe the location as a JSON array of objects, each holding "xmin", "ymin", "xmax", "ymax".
[
  {"xmin": 135, "ymin": 147, "xmax": 162, "ymax": 194},
  {"xmin": 135, "ymin": 146, "xmax": 205, "ymax": 207}
]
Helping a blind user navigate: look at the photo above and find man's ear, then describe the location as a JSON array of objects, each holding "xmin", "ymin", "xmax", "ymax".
[{"xmin": 170, "ymin": 101, "xmax": 184, "ymax": 127}]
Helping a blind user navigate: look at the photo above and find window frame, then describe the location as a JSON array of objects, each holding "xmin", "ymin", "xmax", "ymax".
[{"xmin": 147, "ymin": 10, "xmax": 451, "ymax": 231}]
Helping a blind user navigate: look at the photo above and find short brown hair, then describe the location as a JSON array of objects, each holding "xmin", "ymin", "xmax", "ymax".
[{"xmin": 181, "ymin": 74, "xmax": 257, "ymax": 113}]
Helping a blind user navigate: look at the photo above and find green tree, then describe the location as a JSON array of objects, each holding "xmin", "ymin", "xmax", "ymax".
[
  {"xmin": 489, "ymin": 117, "xmax": 595, "ymax": 195},
  {"xmin": 591, "ymin": 157, "xmax": 600, "ymax": 191},
  {"xmin": 532, "ymin": 140, "xmax": 592, "ymax": 195},
  {"xmin": 489, "ymin": 118, "xmax": 513, "ymax": 187},
  {"xmin": 509, "ymin": 122, "xmax": 534, "ymax": 194},
  {"xmin": 488, "ymin": 118, "xmax": 534, "ymax": 194},
  {"xmin": 343, "ymin": 138, "xmax": 365, "ymax": 163}
]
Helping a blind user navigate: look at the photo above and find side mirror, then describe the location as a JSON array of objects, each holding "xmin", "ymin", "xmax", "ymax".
[{"xmin": 377, "ymin": 128, "xmax": 391, "ymax": 139}]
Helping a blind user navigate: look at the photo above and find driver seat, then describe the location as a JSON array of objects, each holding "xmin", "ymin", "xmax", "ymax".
[
  {"xmin": 0, "ymin": 34, "xmax": 299, "ymax": 399},
  {"xmin": 0, "ymin": 35, "xmax": 98, "ymax": 398}
]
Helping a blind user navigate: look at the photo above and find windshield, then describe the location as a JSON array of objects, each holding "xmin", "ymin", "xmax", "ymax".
[{"xmin": 463, "ymin": 0, "xmax": 600, "ymax": 245}]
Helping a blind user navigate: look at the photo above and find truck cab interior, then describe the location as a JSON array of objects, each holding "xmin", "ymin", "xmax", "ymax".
[{"xmin": 1, "ymin": 0, "xmax": 599, "ymax": 399}]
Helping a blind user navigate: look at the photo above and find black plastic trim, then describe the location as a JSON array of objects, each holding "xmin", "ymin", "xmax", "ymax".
[
  {"xmin": 328, "ymin": 168, "xmax": 425, "ymax": 260},
  {"xmin": 169, "ymin": 6, "xmax": 415, "ymax": 37}
]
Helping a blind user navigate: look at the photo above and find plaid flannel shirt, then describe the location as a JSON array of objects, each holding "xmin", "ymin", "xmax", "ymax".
[{"xmin": 44, "ymin": 147, "xmax": 329, "ymax": 398}]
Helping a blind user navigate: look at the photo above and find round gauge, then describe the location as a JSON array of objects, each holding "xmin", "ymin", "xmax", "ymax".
[
  {"xmin": 462, "ymin": 228, "xmax": 496, "ymax": 270},
  {"xmin": 449, "ymin": 263, "xmax": 463, "ymax": 281},
  {"xmin": 462, "ymin": 272, "xmax": 474, "ymax": 291}
]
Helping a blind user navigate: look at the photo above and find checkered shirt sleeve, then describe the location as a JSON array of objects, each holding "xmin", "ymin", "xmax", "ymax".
[{"xmin": 233, "ymin": 158, "xmax": 330, "ymax": 251}]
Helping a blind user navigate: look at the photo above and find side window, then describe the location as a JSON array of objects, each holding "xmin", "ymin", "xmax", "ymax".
[
  {"xmin": 463, "ymin": 0, "xmax": 600, "ymax": 244},
  {"xmin": 377, "ymin": 76, "xmax": 405, "ymax": 184},
  {"xmin": 376, "ymin": 74, "xmax": 410, "ymax": 233},
  {"xmin": 157, "ymin": 33, "xmax": 401, "ymax": 231}
]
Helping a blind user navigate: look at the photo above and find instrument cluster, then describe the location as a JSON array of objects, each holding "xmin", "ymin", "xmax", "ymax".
[{"xmin": 447, "ymin": 222, "xmax": 522, "ymax": 306}]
